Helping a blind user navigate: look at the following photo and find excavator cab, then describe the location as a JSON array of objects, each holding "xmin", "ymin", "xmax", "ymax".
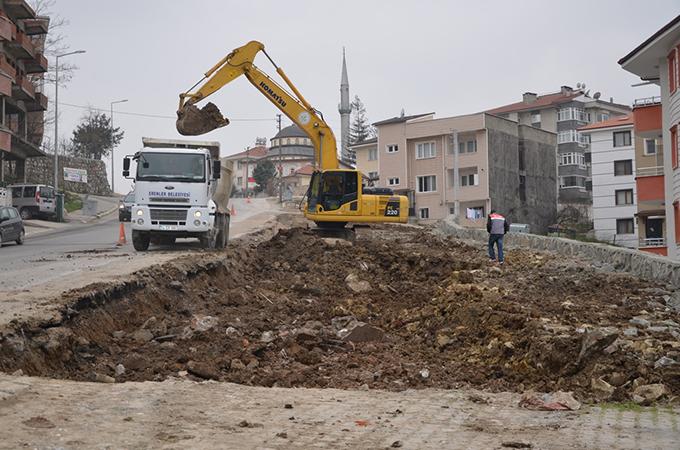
[{"xmin": 308, "ymin": 170, "xmax": 358, "ymax": 216}]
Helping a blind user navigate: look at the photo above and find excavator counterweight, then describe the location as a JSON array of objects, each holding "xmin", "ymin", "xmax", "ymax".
[{"xmin": 176, "ymin": 102, "xmax": 229, "ymax": 136}]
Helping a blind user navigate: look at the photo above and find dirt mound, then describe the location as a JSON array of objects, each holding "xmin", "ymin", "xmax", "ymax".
[{"xmin": 1, "ymin": 226, "xmax": 679, "ymax": 403}]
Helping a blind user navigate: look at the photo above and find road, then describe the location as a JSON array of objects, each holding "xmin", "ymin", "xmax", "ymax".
[{"xmin": 0, "ymin": 197, "xmax": 283, "ymax": 326}]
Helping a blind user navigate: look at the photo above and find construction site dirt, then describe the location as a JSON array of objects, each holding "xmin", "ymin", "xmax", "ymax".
[{"xmin": 1, "ymin": 215, "xmax": 679, "ymax": 406}]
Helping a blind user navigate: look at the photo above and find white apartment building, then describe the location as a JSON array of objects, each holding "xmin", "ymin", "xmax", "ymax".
[{"xmin": 580, "ymin": 115, "xmax": 637, "ymax": 247}]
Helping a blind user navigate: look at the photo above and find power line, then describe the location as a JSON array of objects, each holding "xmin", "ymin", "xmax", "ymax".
[{"xmin": 50, "ymin": 100, "xmax": 276, "ymax": 122}]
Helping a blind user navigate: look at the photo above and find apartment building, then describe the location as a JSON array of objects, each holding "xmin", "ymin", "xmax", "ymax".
[
  {"xmin": 355, "ymin": 112, "xmax": 557, "ymax": 232},
  {"xmin": 619, "ymin": 14, "xmax": 680, "ymax": 261},
  {"xmin": 350, "ymin": 137, "xmax": 377, "ymax": 181},
  {"xmin": 0, "ymin": 0, "xmax": 49, "ymax": 184},
  {"xmin": 487, "ymin": 87, "xmax": 630, "ymax": 215},
  {"xmin": 224, "ymin": 145, "xmax": 267, "ymax": 194},
  {"xmin": 580, "ymin": 115, "xmax": 637, "ymax": 248}
]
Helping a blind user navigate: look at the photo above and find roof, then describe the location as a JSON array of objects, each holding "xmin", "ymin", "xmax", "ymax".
[
  {"xmin": 486, "ymin": 91, "xmax": 583, "ymax": 115},
  {"xmin": 294, "ymin": 164, "xmax": 315, "ymax": 175},
  {"xmin": 273, "ymin": 124, "xmax": 308, "ymax": 139},
  {"xmin": 579, "ymin": 114, "xmax": 634, "ymax": 131},
  {"xmin": 224, "ymin": 145, "xmax": 268, "ymax": 159},
  {"xmin": 349, "ymin": 137, "xmax": 377, "ymax": 148},
  {"xmin": 373, "ymin": 113, "xmax": 434, "ymax": 126},
  {"xmin": 619, "ymin": 14, "xmax": 680, "ymax": 66}
]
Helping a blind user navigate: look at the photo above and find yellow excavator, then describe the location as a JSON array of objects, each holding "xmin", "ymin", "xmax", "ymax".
[{"xmin": 176, "ymin": 40, "xmax": 409, "ymax": 229}]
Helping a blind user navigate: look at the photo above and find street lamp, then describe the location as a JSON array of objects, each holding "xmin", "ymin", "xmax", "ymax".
[
  {"xmin": 53, "ymin": 50, "xmax": 85, "ymax": 191},
  {"xmin": 110, "ymin": 99, "xmax": 128, "ymax": 193}
]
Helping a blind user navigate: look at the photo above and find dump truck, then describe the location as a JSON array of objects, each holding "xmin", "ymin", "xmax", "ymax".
[{"xmin": 122, "ymin": 137, "xmax": 232, "ymax": 251}]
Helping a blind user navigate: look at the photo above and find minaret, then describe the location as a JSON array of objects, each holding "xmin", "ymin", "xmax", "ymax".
[{"xmin": 338, "ymin": 48, "xmax": 352, "ymax": 164}]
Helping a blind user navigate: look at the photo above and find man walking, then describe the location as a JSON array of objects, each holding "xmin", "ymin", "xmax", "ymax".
[{"xmin": 487, "ymin": 210, "xmax": 509, "ymax": 264}]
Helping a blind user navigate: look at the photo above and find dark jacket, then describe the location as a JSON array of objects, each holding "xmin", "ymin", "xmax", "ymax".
[{"xmin": 487, "ymin": 213, "xmax": 510, "ymax": 235}]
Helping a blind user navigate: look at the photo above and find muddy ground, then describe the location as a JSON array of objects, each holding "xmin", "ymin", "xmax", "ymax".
[{"xmin": 1, "ymin": 218, "xmax": 679, "ymax": 404}]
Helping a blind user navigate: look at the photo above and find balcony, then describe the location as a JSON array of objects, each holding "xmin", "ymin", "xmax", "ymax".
[
  {"xmin": 12, "ymin": 74, "xmax": 34, "ymax": 100},
  {"xmin": 0, "ymin": 55, "xmax": 16, "ymax": 79},
  {"xmin": 25, "ymin": 91, "xmax": 47, "ymax": 111},
  {"xmin": 640, "ymin": 237, "xmax": 666, "ymax": 247},
  {"xmin": 22, "ymin": 17, "xmax": 49, "ymax": 35},
  {"xmin": 636, "ymin": 166, "xmax": 664, "ymax": 177},
  {"xmin": 0, "ymin": 15, "xmax": 16, "ymax": 41},
  {"xmin": 7, "ymin": 29, "xmax": 35, "ymax": 59},
  {"xmin": 23, "ymin": 52, "xmax": 47, "ymax": 74},
  {"xmin": 4, "ymin": 0, "xmax": 37, "ymax": 20}
]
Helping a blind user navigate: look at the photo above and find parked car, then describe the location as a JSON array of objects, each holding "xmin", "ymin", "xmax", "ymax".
[
  {"xmin": 0, "ymin": 206, "xmax": 25, "ymax": 246},
  {"xmin": 9, "ymin": 184, "xmax": 57, "ymax": 220},
  {"xmin": 119, "ymin": 191, "xmax": 135, "ymax": 222}
]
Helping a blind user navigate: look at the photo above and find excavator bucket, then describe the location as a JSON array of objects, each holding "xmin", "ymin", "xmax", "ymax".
[{"xmin": 176, "ymin": 102, "xmax": 230, "ymax": 136}]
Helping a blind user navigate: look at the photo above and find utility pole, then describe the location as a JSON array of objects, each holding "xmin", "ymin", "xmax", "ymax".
[
  {"xmin": 245, "ymin": 146, "xmax": 250, "ymax": 198},
  {"xmin": 276, "ymin": 114, "xmax": 282, "ymax": 203},
  {"xmin": 110, "ymin": 99, "xmax": 128, "ymax": 194},
  {"xmin": 53, "ymin": 50, "xmax": 86, "ymax": 190}
]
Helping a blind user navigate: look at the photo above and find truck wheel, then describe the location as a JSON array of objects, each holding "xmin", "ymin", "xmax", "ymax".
[
  {"xmin": 199, "ymin": 231, "xmax": 216, "ymax": 249},
  {"xmin": 132, "ymin": 230, "xmax": 150, "ymax": 251},
  {"xmin": 216, "ymin": 215, "xmax": 230, "ymax": 249}
]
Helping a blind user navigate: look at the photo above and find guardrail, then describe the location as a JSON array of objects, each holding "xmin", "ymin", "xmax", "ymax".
[
  {"xmin": 636, "ymin": 166, "xmax": 664, "ymax": 177},
  {"xmin": 640, "ymin": 237, "xmax": 666, "ymax": 247}
]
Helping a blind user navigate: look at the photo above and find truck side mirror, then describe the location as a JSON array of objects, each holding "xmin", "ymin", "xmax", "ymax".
[
  {"xmin": 212, "ymin": 160, "xmax": 221, "ymax": 179},
  {"xmin": 122, "ymin": 157, "xmax": 130, "ymax": 177}
]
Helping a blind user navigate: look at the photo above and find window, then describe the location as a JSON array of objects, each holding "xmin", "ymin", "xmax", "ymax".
[
  {"xmin": 614, "ymin": 160, "xmax": 633, "ymax": 176},
  {"xmin": 531, "ymin": 111, "xmax": 541, "ymax": 123},
  {"xmin": 672, "ymin": 125, "xmax": 678, "ymax": 169},
  {"xmin": 386, "ymin": 144, "xmax": 398, "ymax": 153},
  {"xmin": 458, "ymin": 142, "xmax": 465, "ymax": 153},
  {"xmin": 519, "ymin": 175, "xmax": 526, "ymax": 202},
  {"xmin": 559, "ymin": 152, "xmax": 586, "ymax": 167},
  {"xmin": 460, "ymin": 173, "xmax": 478, "ymax": 187},
  {"xmin": 643, "ymin": 139, "xmax": 657, "ymax": 156},
  {"xmin": 675, "ymin": 202, "xmax": 680, "ymax": 243},
  {"xmin": 559, "ymin": 176, "xmax": 586, "ymax": 188},
  {"xmin": 466, "ymin": 206, "xmax": 485, "ymax": 220},
  {"xmin": 11, "ymin": 187, "xmax": 22, "ymax": 198},
  {"xmin": 23, "ymin": 186, "xmax": 36, "ymax": 198},
  {"xmin": 8, "ymin": 208, "xmax": 18, "ymax": 219},
  {"xmin": 599, "ymin": 113, "xmax": 610, "ymax": 122},
  {"xmin": 416, "ymin": 142, "xmax": 436, "ymax": 159},
  {"xmin": 613, "ymin": 131, "xmax": 632, "ymax": 147},
  {"xmin": 669, "ymin": 48, "xmax": 678, "ymax": 95},
  {"xmin": 368, "ymin": 148, "xmax": 378, "ymax": 161},
  {"xmin": 616, "ymin": 218, "xmax": 634, "ymax": 235},
  {"xmin": 615, "ymin": 189, "xmax": 634, "ymax": 206},
  {"xmin": 237, "ymin": 177, "xmax": 243, "ymax": 185},
  {"xmin": 557, "ymin": 107, "xmax": 587, "ymax": 122},
  {"xmin": 419, "ymin": 208, "xmax": 429, "ymax": 219},
  {"xmin": 367, "ymin": 171, "xmax": 378, "ymax": 180},
  {"xmin": 0, "ymin": 208, "xmax": 9, "ymax": 221},
  {"xmin": 466, "ymin": 140, "xmax": 477, "ymax": 153},
  {"xmin": 417, "ymin": 175, "xmax": 437, "ymax": 193},
  {"xmin": 557, "ymin": 130, "xmax": 583, "ymax": 144},
  {"xmin": 388, "ymin": 177, "xmax": 399, "ymax": 186},
  {"xmin": 449, "ymin": 207, "xmax": 456, "ymax": 215}
]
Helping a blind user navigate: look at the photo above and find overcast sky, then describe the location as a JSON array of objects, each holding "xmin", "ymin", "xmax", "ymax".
[{"xmin": 49, "ymin": 0, "xmax": 677, "ymax": 194}]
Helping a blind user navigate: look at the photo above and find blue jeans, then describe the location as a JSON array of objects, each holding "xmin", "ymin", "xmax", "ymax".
[{"xmin": 488, "ymin": 234, "xmax": 504, "ymax": 262}]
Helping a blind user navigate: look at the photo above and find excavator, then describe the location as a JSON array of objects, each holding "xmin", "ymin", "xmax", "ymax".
[{"xmin": 176, "ymin": 40, "xmax": 409, "ymax": 229}]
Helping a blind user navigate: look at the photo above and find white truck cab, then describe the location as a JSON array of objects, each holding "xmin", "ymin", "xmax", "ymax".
[{"xmin": 123, "ymin": 137, "xmax": 231, "ymax": 251}]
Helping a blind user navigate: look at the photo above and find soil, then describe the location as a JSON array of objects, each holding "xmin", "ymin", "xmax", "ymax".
[{"xmin": 1, "ymin": 221, "xmax": 679, "ymax": 404}]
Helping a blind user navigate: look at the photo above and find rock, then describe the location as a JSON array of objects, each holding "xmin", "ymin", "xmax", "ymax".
[
  {"xmin": 260, "ymin": 331, "xmax": 276, "ymax": 343},
  {"xmin": 123, "ymin": 354, "xmax": 148, "ymax": 371},
  {"xmin": 391, "ymin": 441, "xmax": 403, "ymax": 448},
  {"xmin": 659, "ymin": 320, "xmax": 680, "ymax": 328},
  {"xmin": 112, "ymin": 330, "xmax": 126, "ymax": 339},
  {"xmin": 93, "ymin": 373, "xmax": 116, "ymax": 383},
  {"xmin": 630, "ymin": 317, "xmax": 651, "ymax": 328},
  {"xmin": 225, "ymin": 326, "xmax": 240, "ymax": 337},
  {"xmin": 11, "ymin": 369, "xmax": 23, "ymax": 376},
  {"xmin": 187, "ymin": 362, "xmax": 221, "ymax": 380},
  {"xmin": 591, "ymin": 378, "xmax": 615, "ymax": 400},
  {"xmin": 284, "ymin": 404, "xmax": 293, "ymax": 409},
  {"xmin": 115, "ymin": 364, "xmax": 126, "ymax": 376},
  {"xmin": 647, "ymin": 326, "xmax": 668, "ymax": 333},
  {"xmin": 632, "ymin": 383, "xmax": 668, "ymax": 404},
  {"xmin": 331, "ymin": 316, "xmax": 356, "ymax": 331},
  {"xmin": 419, "ymin": 369, "xmax": 430, "ymax": 379},
  {"xmin": 339, "ymin": 322, "xmax": 384, "ymax": 343},
  {"xmin": 577, "ymin": 328, "xmax": 618, "ymax": 363},
  {"xmin": 246, "ymin": 359, "xmax": 259, "ymax": 370},
  {"xmin": 160, "ymin": 341, "xmax": 176, "ymax": 349},
  {"xmin": 519, "ymin": 391, "xmax": 581, "ymax": 411},
  {"xmin": 501, "ymin": 442, "xmax": 532, "ymax": 449},
  {"xmin": 654, "ymin": 356, "xmax": 677, "ymax": 369},
  {"xmin": 169, "ymin": 280, "xmax": 183, "ymax": 291},
  {"xmin": 230, "ymin": 359, "xmax": 246, "ymax": 371},
  {"xmin": 666, "ymin": 292, "xmax": 680, "ymax": 311},
  {"xmin": 131, "ymin": 329, "xmax": 154, "ymax": 343},
  {"xmin": 436, "ymin": 333, "xmax": 451, "ymax": 348},
  {"xmin": 609, "ymin": 372, "xmax": 627, "ymax": 387},
  {"xmin": 345, "ymin": 273, "xmax": 372, "ymax": 293},
  {"xmin": 623, "ymin": 327, "xmax": 638, "ymax": 337},
  {"xmin": 276, "ymin": 432, "xmax": 288, "ymax": 439},
  {"xmin": 141, "ymin": 316, "xmax": 157, "ymax": 329},
  {"xmin": 191, "ymin": 315, "xmax": 218, "ymax": 332}
]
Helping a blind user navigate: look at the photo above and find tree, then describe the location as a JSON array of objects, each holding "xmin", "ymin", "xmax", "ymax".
[
  {"xmin": 349, "ymin": 95, "xmax": 375, "ymax": 145},
  {"xmin": 252, "ymin": 160, "xmax": 276, "ymax": 193},
  {"xmin": 68, "ymin": 110, "xmax": 124, "ymax": 160}
]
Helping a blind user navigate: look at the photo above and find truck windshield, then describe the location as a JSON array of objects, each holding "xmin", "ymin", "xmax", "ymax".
[{"xmin": 136, "ymin": 152, "xmax": 205, "ymax": 182}]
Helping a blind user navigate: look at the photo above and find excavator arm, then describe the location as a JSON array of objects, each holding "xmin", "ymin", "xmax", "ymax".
[{"xmin": 177, "ymin": 41, "xmax": 339, "ymax": 170}]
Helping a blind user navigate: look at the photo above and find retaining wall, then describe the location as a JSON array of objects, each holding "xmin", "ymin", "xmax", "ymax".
[
  {"xmin": 25, "ymin": 156, "xmax": 111, "ymax": 196},
  {"xmin": 437, "ymin": 218, "xmax": 680, "ymax": 288}
]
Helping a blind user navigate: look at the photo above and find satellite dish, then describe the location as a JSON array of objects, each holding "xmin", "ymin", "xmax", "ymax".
[
  {"xmin": 585, "ymin": 90, "xmax": 590, "ymax": 97},
  {"xmin": 593, "ymin": 92, "xmax": 601, "ymax": 100},
  {"xmin": 576, "ymin": 82, "xmax": 582, "ymax": 89},
  {"xmin": 582, "ymin": 83, "xmax": 586, "ymax": 89}
]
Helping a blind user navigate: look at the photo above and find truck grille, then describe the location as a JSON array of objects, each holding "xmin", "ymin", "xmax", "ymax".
[
  {"xmin": 149, "ymin": 197, "xmax": 190, "ymax": 203},
  {"xmin": 150, "ymin": 209, "xmax": 187, "ymax": 222}
]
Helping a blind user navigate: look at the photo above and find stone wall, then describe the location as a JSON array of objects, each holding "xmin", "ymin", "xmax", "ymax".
[
  {"xmin": 437, "ymin": 218, "xmax": 680, "ymax": 288},
  {"xmin": 23, "ymin": 156, "xmax": 111, "ymax": 195}
]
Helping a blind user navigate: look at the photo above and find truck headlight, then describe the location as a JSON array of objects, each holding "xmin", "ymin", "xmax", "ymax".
[
  {"xmin": 194, "ymin": 211, "xmax": 202, "ymax": 218},
  {"xmin": 119, "ymin": 204, "xmax": 124, "ymax": 209},
  {"xmin": 136, "ymin": 209, "xmax": 144, "ymax": 216},
  {"xmin": 194, "ymin": 220, "xmax": 201, "ymax": 226},
  {"xmin": 137, "ymin": 219, "xmax": 144, "ymax": 225}
]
